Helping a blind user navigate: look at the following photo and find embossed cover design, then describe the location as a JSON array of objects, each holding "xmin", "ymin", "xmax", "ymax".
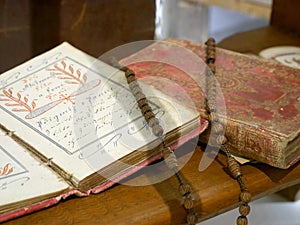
[{"xmin": 120, "ymin": 39, "xmax": 300, "ymax": 169}]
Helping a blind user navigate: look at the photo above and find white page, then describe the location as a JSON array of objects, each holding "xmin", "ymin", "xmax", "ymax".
[
  {"xmin": 0, "ymin": 43, "xmax": 199, "ymax": 185},
  {"xmin": 0, "ymin": 131, "xmax": 69, "ymax": 209}
]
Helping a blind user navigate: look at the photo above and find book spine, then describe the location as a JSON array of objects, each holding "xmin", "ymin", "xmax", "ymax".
[
  {"xmin": 199, "ymin": 118, "xmax": 287, "ymax": 168},
  {"xmin": 224, "ymin": 118, "xmax": 287, "ymax": 168}
]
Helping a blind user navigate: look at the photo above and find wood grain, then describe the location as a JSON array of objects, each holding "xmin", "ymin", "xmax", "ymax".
[
  {"xmin": 4, "ymin": 142, "xmax": 300, "ymax": 225},
  {"xmin": 3, "ymin": 17, "xmax": 300, "ymax": 225},
  {"xmin": 218, "ymin": 26, "xmax": 300, "ymax": 54}
]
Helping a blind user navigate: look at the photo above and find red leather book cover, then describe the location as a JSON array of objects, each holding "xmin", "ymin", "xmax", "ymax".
[{"xmin": 120, "ymin": 39, "xmax": 300, "ymax": 169}]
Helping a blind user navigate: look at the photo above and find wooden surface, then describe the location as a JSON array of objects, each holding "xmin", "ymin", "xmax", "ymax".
[
  {"xmin": 218, "ymin": 26, "xmax": 300, "ymax": 54},
  {"xmin": 218, "ymin": 0, "xmax": 300, "ymax": 54},
  {"xmin": 4, "ymin": 24, "xmax": 300, "ymax": 225},
  {"xmin": 4, "ymin": 142, "xmax": 300, "ymax": 225}
]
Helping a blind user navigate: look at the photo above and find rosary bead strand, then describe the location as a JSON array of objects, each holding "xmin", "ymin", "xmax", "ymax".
[
  {"xmin": 205, "ymin": 38, "xmax": 251, "ymax": 225},
  {"xmin": 119, "ymin": 65, "xmax": 199, "ymax": 225},
  {"xmin": 112, "ymin": 37, "xmax": 252, "ymax": 224}
]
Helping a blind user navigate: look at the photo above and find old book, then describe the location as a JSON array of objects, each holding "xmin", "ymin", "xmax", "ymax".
[
  {"xmin": 0, "ymin": 42, "xmax": 207, "ymax": 222},
  {"xmin": 120, "ymin": 38, "xmax": 300, "ymax": 169}
]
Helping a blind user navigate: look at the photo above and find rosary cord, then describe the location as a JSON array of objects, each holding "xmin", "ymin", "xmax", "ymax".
[
  {"xmin": 205, "ymin": 38, "xmax": 251, "ymax": 225},
  {"xmin": 114, "ymin": 37, "xmax": 251, "ymax": 224},
  {"xmin": 118, "ymin": 65, "xmax": 199, "ymax": 225}
]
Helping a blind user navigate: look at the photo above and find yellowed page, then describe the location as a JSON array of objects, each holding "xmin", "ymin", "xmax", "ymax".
[
  {"xmin": 0, "ymin": 130, "xmax": 69, "ymax": 213},
  {"xmin": 0, "ymin": 43, "xmax": 199, "ymax": 187}
]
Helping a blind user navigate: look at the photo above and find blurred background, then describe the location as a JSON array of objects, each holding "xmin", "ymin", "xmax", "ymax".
[
  {"xmin": 155, "ymin": 0, "xmax": 270, "ymax": 43},
  {"xmin": 0, "ymin": 0, "xmax": 271, "ymax": 73},
  {"xmin": 1, "ymin": 1, "xmax": 299, "ymax": 224}
]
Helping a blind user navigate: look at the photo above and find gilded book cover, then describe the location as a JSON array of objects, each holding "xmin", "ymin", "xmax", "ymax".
[{"xmin": 120, "ymin": 39, "xmax": 300, "ymax": 169}]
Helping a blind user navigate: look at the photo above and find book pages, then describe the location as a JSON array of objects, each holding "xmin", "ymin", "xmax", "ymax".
[
  {"xmin": 0, "ymin": 130, "xmax": 69, "ymax": 213},
  {"xmin": 0, "ymin": 43, "xmax": 200, "ymax": 186}
]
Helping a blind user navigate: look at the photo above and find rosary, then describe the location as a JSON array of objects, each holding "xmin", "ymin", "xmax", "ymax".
[{"xmin": 117, "ymin": 38, "xmax": 251, "ymax": 225}]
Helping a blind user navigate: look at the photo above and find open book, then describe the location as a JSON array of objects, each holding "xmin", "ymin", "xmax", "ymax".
[{"xmin": 0, "ymin": 43, "xmax": 207, "ymax": 222}]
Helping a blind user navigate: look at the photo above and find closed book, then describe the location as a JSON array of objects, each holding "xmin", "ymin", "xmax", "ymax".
[{"xmin": 120, "ymin": 38, "xmax": 300, "ymax": 169}]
